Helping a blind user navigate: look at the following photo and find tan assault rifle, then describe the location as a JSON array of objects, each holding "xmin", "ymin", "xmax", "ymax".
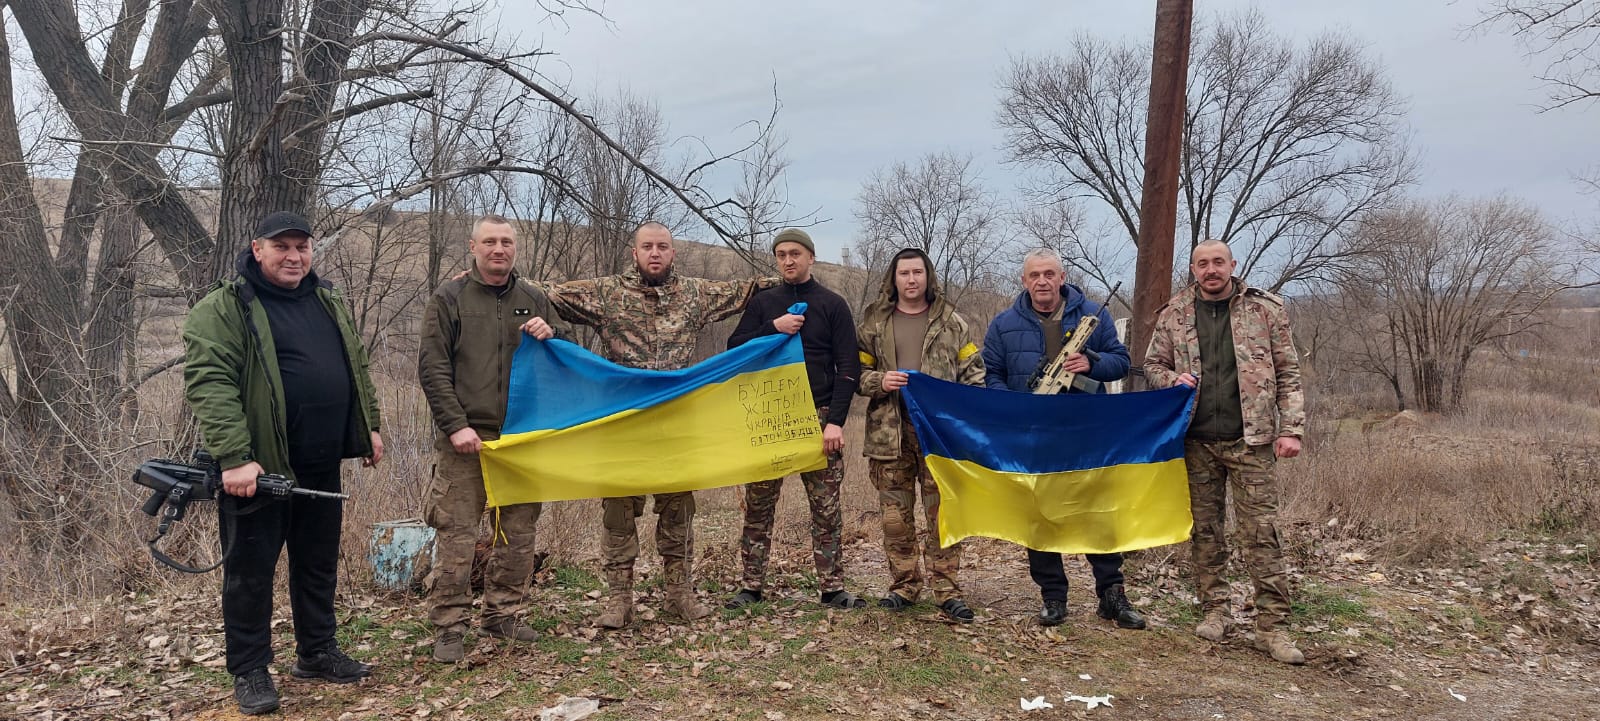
[{"xmin": 1028, "ymin": 315, "xmax": 1104, "ymax": 395}]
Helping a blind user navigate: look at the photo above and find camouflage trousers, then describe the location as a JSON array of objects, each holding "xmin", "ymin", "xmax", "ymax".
[
  {"xmin": 601, "ymin": 492, "xmax": 695, "ymax": 587},
  {"xmin": 425, "ymin": 432, "xmax": 543, "ymax": 632},
  {"xmin": 1185, "ymin": 438, "xmax": 1293, "ymax": 631},
  {"xmin": 870, "ymin": 426, "xmax": 961, "ymax": 604},
  {"xmin": 739, "ymin": 432, "xmax": 846, "ymax": 594}
]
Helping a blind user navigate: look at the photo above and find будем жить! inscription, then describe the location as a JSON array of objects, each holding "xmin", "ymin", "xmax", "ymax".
[{"xmin": 738, "ymin": 376, "xmax": 820, "ymax": 452}]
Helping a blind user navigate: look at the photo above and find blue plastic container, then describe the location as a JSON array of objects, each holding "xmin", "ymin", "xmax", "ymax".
[{"xmin": 369, "ymin": 518, "xmax": 435, "ymax": 592}]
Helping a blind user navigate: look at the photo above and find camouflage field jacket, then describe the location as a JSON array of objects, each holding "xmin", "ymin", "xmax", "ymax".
[
  {"xmin": 855, "ymin": 298, "xmax": 986, "ymax": 461},
  {"xmin": 1144, "ymin": 279, "xmax": 1306, "ymax": 445},
  {"xmin": 537, "ymin": 269, "xmax": 777, "ymax": 371}
]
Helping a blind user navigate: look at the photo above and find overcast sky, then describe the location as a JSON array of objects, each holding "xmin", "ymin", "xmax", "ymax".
[{"xmin": 501, "ymin": 1, "xmax": 1596, "ymax": 263}]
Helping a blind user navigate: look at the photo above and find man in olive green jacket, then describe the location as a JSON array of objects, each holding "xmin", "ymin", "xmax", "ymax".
[
  {"xmin": 183, "ymin": 211, "xmax": 383, "ymax": 715},
  {"xmin": 418, "ymin": 215, "xmax": 571, "ymax": 663},
  {"xmin": 855, "ymin": 247, "xmax": 985, "ymax": 623}
]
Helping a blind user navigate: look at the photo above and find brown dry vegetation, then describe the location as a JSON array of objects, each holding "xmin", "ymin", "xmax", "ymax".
[{"xmin": 1282, "ymin": 305, "xmax": 1600, "ymax": 560}]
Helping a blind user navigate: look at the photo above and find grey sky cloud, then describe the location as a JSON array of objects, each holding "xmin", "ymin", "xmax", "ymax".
[{"xmin": 509, "ymin": 1, "xmax": 1595, "ymax": 263}]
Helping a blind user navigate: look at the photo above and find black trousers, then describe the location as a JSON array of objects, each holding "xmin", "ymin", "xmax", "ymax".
[
  {"xmin": 221, "ymin": 467, "xmax": 343, "ymax": 675},
  {"xmin": 1028, "ymin": 549, "xmax": 1124, "ymax": 602}
]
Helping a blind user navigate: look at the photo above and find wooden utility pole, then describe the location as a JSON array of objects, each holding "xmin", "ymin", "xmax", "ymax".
[{"xmin": 1128, "ymin": 0, "xmax": 1194, "ymax": 382}]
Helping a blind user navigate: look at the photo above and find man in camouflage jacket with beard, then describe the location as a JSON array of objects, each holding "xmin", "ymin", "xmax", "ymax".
[
  {"xmin": 1145, "ymin": 239, "xmax": 1307, "ymax": 665},
  {"xmin": 855, "ymin": 247, "xmax": 986, "ymax": 623},
  {"xmin": 537, "ymin": 221, "xmax": 779, "ymax": 629}
]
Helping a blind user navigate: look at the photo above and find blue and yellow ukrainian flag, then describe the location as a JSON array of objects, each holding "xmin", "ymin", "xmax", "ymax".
[
  {"xmin": 480, "ymin": 333, "xmax": 827, "ymax": 505},
  {"xmin": 900, "ymin": 374, "xmax": 1196, "ymax": 554}
]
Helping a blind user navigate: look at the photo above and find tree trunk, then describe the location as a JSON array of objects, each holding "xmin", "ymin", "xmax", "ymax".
[
  {"xmin": 1412, "ymin": 356, "xmax": 1445, "ymax": 413},
  {"xmin": 1387, "ymin": 320, "xmax": 1406, "ymax": 411},
  {"xmin": 428, "ymin": 179, "xmax": 447, "ymax": 292},
  {"xmin": 85, "ymin": 204, "xmax": 143, "ymax": 414},
  {"xmin": 0, "ymin": 24, "xmax": 92, "ymax": 544},
  {"xmin": 209, "ymin": 0, "xmax": 296, "ymax": 282},
  {"xmin": 1446, "ymin": 350, "xmax": 1472, "ymax": 410}
]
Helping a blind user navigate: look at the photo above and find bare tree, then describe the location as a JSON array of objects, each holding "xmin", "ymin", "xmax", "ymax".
[
  {"xmin": 998, "ymin": 9, "xmax": 1413, "ymax": 293},
  {"xmin": 1335, "ymin": 196, "xmax": 1572, "ymax": 412},
  {"xmin": 1015, "ymin": 199, "xmax": 1133, "ymax": 308},
  {"xmin": 727, "ymin": 129, "xmax": 792, "ymax": 273},
  {"xmin": 1479, "ymin": 1, "xmax": 1600, "ymax": 110},
  {"xmin": 561, "ymin": 90, "xmax": 691, "ymax": 277},
  {"xmin": 853, "ymin": 151, "xmax": 1007, "ymax": 306}
]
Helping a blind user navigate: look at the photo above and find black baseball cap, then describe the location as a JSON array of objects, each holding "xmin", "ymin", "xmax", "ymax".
[{"xmin": 255, "ymin": 211, "xmax": 313, "ymax": 239}]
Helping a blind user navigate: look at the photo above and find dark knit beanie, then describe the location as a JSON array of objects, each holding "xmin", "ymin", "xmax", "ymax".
[{"xmin": 771, "ymin": 228, "xmax": 815, "ymax": 255}]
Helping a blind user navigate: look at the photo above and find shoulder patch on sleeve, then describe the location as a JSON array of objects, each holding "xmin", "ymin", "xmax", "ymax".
[
  {"xmin": 958, "ymin": 343, "xmax": 979, "ymax": 361},
  {"xmin": 859, "ymin": 350, "xmax": 877, "ymax": 367}
]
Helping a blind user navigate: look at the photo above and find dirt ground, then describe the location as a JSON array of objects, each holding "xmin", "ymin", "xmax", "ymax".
[{"xmin": 3, "ymin": 502, "xmax": 1597, "ymax": 721}]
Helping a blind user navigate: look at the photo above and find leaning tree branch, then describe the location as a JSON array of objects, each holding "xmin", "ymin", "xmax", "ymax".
[
  {"xmin": 128, "ymin": 355, "xmax": 184, "ymax": 391},
  {"xmin": 282, "ymin": 88, "xmax": 436, "ymax": 147},
  {"xmin": 49, "ymin": 136, "xmax": 224, "ymax": 158},
  {"xmin": 317, "ymin": 164, "xmax": 604, "ymax": 250},
  {"xmin": 352, "ymin": 31, "xmax": 764, "ymax": 267}
]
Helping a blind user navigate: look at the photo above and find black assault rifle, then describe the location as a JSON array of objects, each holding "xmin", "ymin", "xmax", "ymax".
[{"xmin": 133, "ymin": 450, "xmax": 347, "ymax": 573}]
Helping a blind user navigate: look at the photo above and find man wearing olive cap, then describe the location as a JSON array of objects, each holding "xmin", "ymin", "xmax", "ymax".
[{"xmin": 724, "ymin": 229, "xmax": 865, "ymax": 610}]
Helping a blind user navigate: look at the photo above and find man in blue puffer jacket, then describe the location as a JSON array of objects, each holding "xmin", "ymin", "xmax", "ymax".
[{"xmin": 981, "ymin": 248, "xmax": 1145, "ymax": 630}]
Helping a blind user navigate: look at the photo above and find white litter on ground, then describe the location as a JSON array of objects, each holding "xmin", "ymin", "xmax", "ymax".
[
  {"xmin": 1020, "ymin": 696, "xmax": 1055, "ymax": 710},
  {"xmin": 1066, "ymin": 694, "xmax": 1114, "ymax": 710}
]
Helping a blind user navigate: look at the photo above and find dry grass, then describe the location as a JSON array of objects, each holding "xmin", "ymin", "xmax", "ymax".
[{"xmin": 1279, "ymin": 308, "xmax": 1600, "ymax": 560}]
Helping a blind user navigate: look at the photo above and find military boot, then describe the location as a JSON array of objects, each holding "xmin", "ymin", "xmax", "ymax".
[
  {"xmin": 432, "ymin": 630, "xmax": 464, "ymax": 664},
  {"xmin": 1194, "ymin": 610, "xmax": 1228, "ymax": 642},
  {"xmin": 1254, "ymin": 631, "xmax": 1306, "ymax": 665},
  {"xmin": 595, "ymin": 569, "xmax": 634, "ymax": 629},
  {"xmin": 1096, "ymin": 583, "xmax": 1147, "ymax": 630},
  {"xmin": 662, "ymin": 559, "xmax": 711, "ymax": 621}
]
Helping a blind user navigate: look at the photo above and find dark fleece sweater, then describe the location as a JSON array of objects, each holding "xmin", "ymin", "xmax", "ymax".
[
  {"xmin": 727, "ymin": 277, "xmax": 859, "ymax": 427},
  {"xmin": 239, "ymin": 254, "xmax": 354, "ymax": 472}
]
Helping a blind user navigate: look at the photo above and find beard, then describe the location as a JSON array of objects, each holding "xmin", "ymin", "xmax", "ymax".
[{"xmin": 637, "ymin": 260, "xmax": 673, "ymax": 285}]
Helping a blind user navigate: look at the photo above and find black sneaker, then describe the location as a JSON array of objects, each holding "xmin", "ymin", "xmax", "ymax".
[
  {"xmin": 233, "ymin": 667, "xmax": 280, "ymax": 715},
  {"xmin": 1096, "ymin": 584, "xmax": 1147, "ymax": 630},
  {"xmin": 1038, "ymin": 599, "xmax": 1068, "ymax": 627},
  {"xmin": 290, "ymin": 648, "xmax": 372, "ymax": 684}
]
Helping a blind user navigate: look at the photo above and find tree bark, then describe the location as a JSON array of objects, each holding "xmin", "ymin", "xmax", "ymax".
[
  {"xmin": 85, "ymin": 205, "xmax": 143, "ymax": 412},
  {"xmin": 208, "ymin": 0, "xmax": 371, "ymax": 281},
  {"xmin": 0, "ymin": 22, "xmax": 91, "ymax": 542}
]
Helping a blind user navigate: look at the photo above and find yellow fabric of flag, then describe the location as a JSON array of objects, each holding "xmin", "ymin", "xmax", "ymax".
[{"xmin": 481, "ymin": 334, "xmax": 826, "ymax": 505}]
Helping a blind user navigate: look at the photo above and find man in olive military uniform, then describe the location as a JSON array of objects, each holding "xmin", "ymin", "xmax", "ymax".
[
  {"xmin": 855, "ymin": 248, "xmax": 986, "ymax": 623},
  {"xmin": 419, "ymin": 214, "xmax": 571, "ymax": 663}
]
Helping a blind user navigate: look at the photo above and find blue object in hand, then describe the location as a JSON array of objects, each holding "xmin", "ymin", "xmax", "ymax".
[{"xmin": 787, "ymin": 302, "xmax": 808, "ymax": 315}]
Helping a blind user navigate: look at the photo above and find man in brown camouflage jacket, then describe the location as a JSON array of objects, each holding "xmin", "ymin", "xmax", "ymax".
[
  {"xmin": 537, "ymin": 221, "xmax": 779, "ymax": 629},
  {"xmin": 1144, "ymin": 239, "xmax": 1307, "ymax": 665},
  {"xmin": 855, "ymin": 248, "xmax": 986, "ymax": 623}
]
